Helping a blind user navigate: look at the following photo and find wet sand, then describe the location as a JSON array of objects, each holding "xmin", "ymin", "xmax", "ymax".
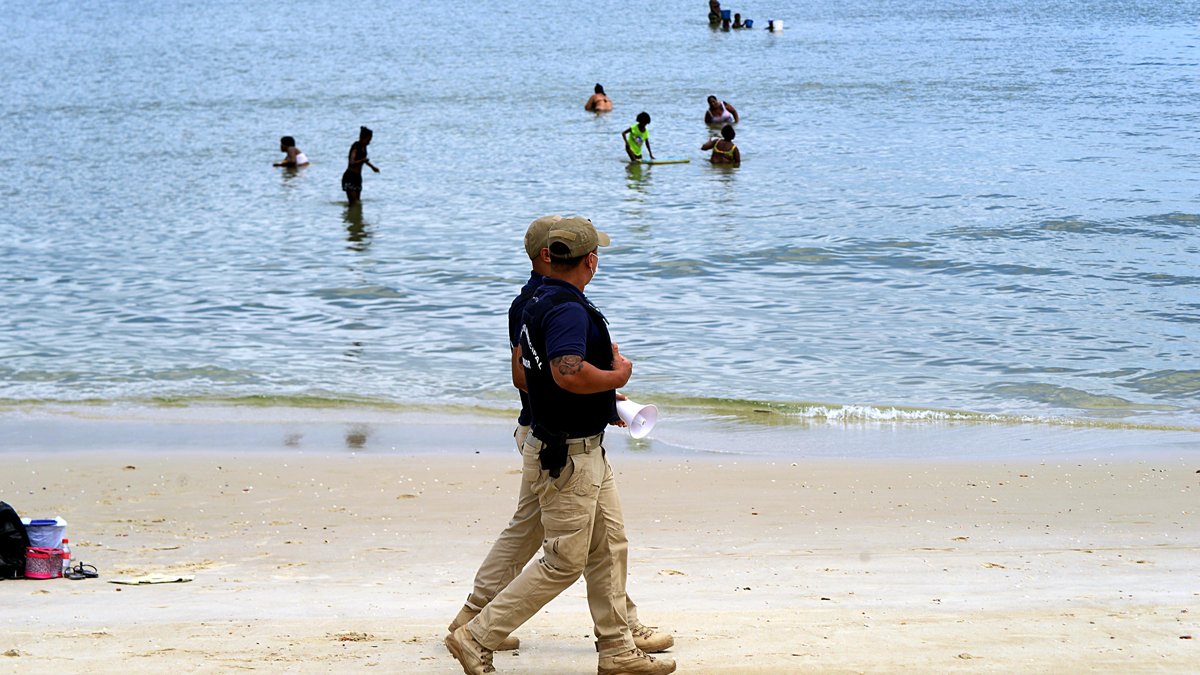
[{"xmin": 1, "ymin": 412, "xmax": 1198, "ymax": 673}]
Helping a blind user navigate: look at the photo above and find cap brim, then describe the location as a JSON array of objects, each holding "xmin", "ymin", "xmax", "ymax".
[{"xmin": 596, "ymin": 230, "xmax": 611, "ymax": 247}]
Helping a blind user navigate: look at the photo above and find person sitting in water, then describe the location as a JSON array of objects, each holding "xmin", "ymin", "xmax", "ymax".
[
  {"xmin": 701, "ymin": 124, "xmax": 740, "ymax": 165},
  {"xmin": 274, "ymin": 136, "xmax": 309, "ymax": 167},
  {"xmin": 704, "ymin": 95, "xmax": 739, "ymax": 125},
  {"xmin": 732, "ymin": 13, "xmax": 744, "ymax": 28},
  {"xmin": 622, "ymin": 112, "xmax": 654, "ymax": 162},
  {"xmin": 708, "ymin": 0, "xmax": 721, "ymax": 22},
  {"xmin": 584, "ymin": 83, "xmax": 612, "ymax": 112}
]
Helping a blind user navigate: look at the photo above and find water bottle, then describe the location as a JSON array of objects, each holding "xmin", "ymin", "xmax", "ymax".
[{"xmin": 60, "ymin": 538, "xmax": 71, "ymax": 576}]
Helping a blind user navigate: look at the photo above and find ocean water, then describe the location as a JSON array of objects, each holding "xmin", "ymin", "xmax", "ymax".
[{"xmin": 1, "ymin": 0, "xmax": 1198, "ymax": 430}]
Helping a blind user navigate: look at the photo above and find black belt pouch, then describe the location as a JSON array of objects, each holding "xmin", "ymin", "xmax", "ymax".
[{"xmin": 533, "ymin": 425, "xmax": 569, "ymax": 478}]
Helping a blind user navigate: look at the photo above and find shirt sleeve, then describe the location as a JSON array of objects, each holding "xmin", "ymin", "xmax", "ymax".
[{"xmin": 543, "ymin": 303, "xmax": 590, "ymax": 361}]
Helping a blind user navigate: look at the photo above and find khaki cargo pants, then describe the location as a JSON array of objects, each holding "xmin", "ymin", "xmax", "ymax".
[
  {"xmin": 468, "ymin": 430, "xmax": 636, "ymax": 657},
  {"xmin": 464, "ymin": 425, "xmax": 641, "ymax": 627}
]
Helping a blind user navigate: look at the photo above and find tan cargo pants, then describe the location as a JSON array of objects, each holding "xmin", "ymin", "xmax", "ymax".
[
  {"xmin": 467, "ymin": 430, "xmax": 636, "ymax": 657},
  {"xmin": 464, "ymin": 425, "xmax": 641, "ymax": 628}
]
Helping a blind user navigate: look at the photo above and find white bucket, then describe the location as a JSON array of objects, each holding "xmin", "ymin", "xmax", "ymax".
[
  {"xmin": 616, "ymin": 399, "xmax": 658, "ymax": 440},
  {"xmin": 769, "ymin": 19, "xmax": 785, "ymax": 31}
]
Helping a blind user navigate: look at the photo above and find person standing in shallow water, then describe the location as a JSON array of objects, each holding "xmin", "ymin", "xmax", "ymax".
[
  {"xmin": 622, "ymin": 112, "xmax": 654, "ymax": 162},
  {"xmin": 585, "ymin": 84, "xmax": 613, "ymax": 112},
  {"xmin": 701, "ymin": 124, "xmax": 740, "ymax": 165},
  {"xmin": 341, "ymin": 126, "xmax": 379, "ymax": 205},
  {"xmin": 704, "ymin": 95, "xmax": 738, "ymax": 125},
  {"xmin": 708, "ymin": 0, "xmax": 721, "ymax": 23}
]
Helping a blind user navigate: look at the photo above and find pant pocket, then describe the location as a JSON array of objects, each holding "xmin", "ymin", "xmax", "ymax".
[
  {"xmin": 521, "ymin": 437, "xmax": 548, "ymax": 491},
  {"xmin": 541, "ymin": 494, "xmax": 592, "ymax": 572},
  {"xmin": 528, "ymin": 452, "xmax": 576, "ymax": 503},
  {"xmin": 567, "ymin": 453, "xmax": 601, "ymax": 497}
]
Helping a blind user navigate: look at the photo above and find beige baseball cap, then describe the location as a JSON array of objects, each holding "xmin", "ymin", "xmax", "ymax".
[
  {"xmin": 524, "ymin": 215, "xmax": 562, "ymax": 260},
  {"xmin": 546, "ymin": 216, "xmax": 611, "ymax": 260}
]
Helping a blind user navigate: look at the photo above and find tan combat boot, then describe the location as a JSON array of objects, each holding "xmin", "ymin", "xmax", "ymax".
[
  {"xmin": 444, "ymin": 624, "xmax": 495, "ymax": 675},
  {"xmin": 597, "ymin": 646, "xmax": 677, "ymax": 675},
  {"xmin": 630, "ymin": 622, "xmax": 674, "ymax": 653},
  {"xmin": 448, "ymin": 604, "xmax": 520, "ymax": 651}
]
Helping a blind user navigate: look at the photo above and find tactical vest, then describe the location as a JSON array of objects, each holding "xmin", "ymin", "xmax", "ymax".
[
  {"xmin": 509, "ymin": 279, "xmax": 541, "ymax": 426},
  {"xmin": 520, "ymin": 285, "xmax": 615, "ymax": 438}
]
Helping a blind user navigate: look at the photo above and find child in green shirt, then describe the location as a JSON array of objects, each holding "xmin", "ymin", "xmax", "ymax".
[{"xmin": 621, "ymin": 112, "xmax": 654, "ymax": 162}]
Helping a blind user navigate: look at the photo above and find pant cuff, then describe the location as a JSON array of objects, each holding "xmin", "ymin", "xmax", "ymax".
[
  {"xmin": 467, "ymin": 620, "xmax": 504, "ymax": 652},
  {"xmin": 595, "ymin": 637, "xmax": 635, "ymax": 658}
]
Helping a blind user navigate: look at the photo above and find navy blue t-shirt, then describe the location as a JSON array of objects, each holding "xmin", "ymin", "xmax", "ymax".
[
  {"xmin": 543, "ymin": 302, "xmax": 595, "ymax": 362},
  {"xmin": 538, "ymin": 279, "xmax": 605, "ymax": 363},
  {"xmin": 509, "ymin": 271, "xmax": 543, "ymax": 426}
]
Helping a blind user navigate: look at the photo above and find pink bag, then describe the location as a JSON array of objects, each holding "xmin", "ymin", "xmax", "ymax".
[{"xmin": 24, "ymin": 546, "xmax": 63, "ymax": 579}]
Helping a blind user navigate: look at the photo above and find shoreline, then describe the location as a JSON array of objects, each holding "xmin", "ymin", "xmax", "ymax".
[
  {"xmin": 1, "ymin": 412, "xmax": 1197, "ymax": 671},
  {"xmin": 1, "ymin": 403, "xmax": 1197, "ymax": 462}
]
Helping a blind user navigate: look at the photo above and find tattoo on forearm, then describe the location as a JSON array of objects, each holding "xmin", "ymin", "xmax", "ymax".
[{"xmin": 552, "ymin": 355, "xmax": 584, "ymax": 376}]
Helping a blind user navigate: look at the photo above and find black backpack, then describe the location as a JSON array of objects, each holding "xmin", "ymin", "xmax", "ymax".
[{"xmin": 0, "ymin": 501, "xmax": 30, "ymax": 579}]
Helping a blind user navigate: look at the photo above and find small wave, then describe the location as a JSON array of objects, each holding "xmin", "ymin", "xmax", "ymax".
[
  {"xmin": 782, "ymin": 404, "xmax": 998, "ymax": 422},
  {"xmin": 1123, "ymin": 370, "xmax": 1200, "ymax": 399},
  {"xmin": 647, "ymin": 394, "xmax": 1200, "ymax": 432}
]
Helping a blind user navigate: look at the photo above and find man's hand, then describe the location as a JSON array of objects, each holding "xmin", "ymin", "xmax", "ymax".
[
  {"xmin": 612, "ymin": 343, "xmax": 632, "ymax": 379},
  {"xmin": 611, "ymin": 390, "xmax": 629, "ymax": 427}
]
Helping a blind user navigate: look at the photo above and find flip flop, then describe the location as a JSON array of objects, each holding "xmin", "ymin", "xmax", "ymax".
[{"xmin": 65, "ymin": 563, "xmax": 99, "ymax": 580}]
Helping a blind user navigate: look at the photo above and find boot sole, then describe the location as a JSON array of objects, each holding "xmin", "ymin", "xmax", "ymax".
[{"xmin": 598, "ymin": 662, "xmax": 677, "ymax": 675}]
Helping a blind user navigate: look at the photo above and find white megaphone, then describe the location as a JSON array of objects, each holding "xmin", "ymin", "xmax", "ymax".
[{"xmin": 616, "ymin": 398, "xmax": 658, "ymax": 440}]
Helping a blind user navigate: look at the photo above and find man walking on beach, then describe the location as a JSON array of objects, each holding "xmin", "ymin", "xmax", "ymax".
[
  {"xmin": 445, "ymin": 218, "xmax": 676, "ymax": 675},
  {"xmin": 445, "ymin": 216, "xmax": 673, "ymax": 656}
]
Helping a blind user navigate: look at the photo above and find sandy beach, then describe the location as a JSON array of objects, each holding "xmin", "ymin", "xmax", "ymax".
[{"xmin": 2, "ymin": 411, "xmax": 1198, "ymax": 673}]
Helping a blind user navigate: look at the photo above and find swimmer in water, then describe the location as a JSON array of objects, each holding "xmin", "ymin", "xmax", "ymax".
[
  {"xmin": 274, "ymin": 136, "xmax": 309, "ymax": 167},
  {"xmin": 585, "ymin": 83, "xmax": 613, "ymax": 112},
  {"xmin": 704, "ymin": 95, "xmax": 739, "ymax": 125},
  {"xmin": 701, "ymin": 124, "xmax": 740, "ymax": 165}
]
